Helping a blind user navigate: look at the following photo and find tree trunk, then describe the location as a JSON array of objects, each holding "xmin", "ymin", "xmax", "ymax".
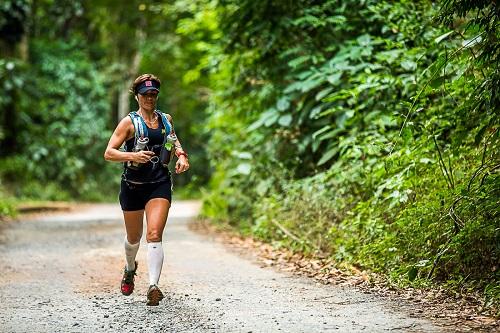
[
  {"xmin": 18, "ymin": 24, "xmax": 29, "ymax": 61},
  {"xmin": 117, "ymin": 82, "xmax": 131, "ymax": 121},
  {"xmin": 117, "ymin": 29, "xmax": 144, "ymax": 121}
]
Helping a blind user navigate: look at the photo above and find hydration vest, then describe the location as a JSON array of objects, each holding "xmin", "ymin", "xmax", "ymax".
[{"xmin": 128, "ymin": 110, "xmax": 174, "ymax": 168}]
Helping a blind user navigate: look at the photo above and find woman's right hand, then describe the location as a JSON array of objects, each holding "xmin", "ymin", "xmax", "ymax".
[{"xmin": 133, "ymin": 150, "xmax": 155, "ymax": 164}]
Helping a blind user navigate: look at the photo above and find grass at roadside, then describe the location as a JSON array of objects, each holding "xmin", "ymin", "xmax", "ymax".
[
  {"xmin": 0, "ymin": 195, "xmax": 17, "ymax": 219},
  {"xmin": 0, "ymin": 180, "xmax": 204, "ymax": 220},
  {"xmin": 0, "ymin": 180, "xmax": 92, "ymax": 220},
  {"xmin": 0, "ymin": 198, "xmax": 75, "ymax": 220}
]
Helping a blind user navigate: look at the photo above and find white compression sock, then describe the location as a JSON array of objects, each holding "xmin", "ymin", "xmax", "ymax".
[
  {"xmin": 147, "ymin": 242, "xmax": 164, "ymax": 286},
  {"xmin": 124, "ymin": 237, "xmax": 140, "ymax": 271}
]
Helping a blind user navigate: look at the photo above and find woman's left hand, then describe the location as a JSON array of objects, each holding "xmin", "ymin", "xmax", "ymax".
[{"xmin": 175, "ymin": 156, "xmax": 190, "ymax": 174}]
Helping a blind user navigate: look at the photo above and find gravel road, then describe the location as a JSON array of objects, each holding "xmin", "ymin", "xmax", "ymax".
[{"xmin": 0, "ymin": 202, "xmax": 452, "ymax": 332}]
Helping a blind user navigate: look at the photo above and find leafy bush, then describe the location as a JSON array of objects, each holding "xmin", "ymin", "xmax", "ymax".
[
  {"xmin": 0, "ymin": 37, "xmax": 120, "ymax": 201},
  {"xmin": 200, "ymin": 0, "xmax": 499, "ymax": 314}
]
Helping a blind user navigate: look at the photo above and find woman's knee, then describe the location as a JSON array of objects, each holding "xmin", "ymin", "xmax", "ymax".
[
  {"xmin": 127, "ymin": 233, "xmax": 142, "ymax": 244},
  {"xmin": 146, "ymin": 230, "xmax": 162, "ymax": 243}
]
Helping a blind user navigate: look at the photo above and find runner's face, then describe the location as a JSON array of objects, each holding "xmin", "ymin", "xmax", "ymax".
[{"xmin": 137, "ymin": 91, "xmax": 158, "ymax": 111}]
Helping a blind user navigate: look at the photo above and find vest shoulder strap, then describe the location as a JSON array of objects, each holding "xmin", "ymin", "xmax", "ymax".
[
  {"xmin": 156, "ymin": 111, "xmax": 172, "ymax": 135},
  {"xmin": 128, "ymin": 111, "xmax": 148, "ymax": 140}
]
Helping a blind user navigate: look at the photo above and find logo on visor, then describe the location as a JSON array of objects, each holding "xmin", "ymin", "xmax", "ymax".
[{"xmin": 145, "ymin": 81, "xmax": 152, "ymax": 87}]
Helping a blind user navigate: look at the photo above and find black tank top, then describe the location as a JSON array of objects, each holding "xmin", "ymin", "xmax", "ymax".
[{"xmin": 122, "ymin": 120, "xmax": 171, "ymax": 184}]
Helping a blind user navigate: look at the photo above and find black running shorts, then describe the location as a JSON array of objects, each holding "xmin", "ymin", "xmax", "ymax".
[{"xmin": 119, "ymin": 180, "xmax": 172, "ymax": 211}]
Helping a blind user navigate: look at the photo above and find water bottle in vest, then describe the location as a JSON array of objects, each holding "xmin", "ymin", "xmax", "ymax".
[
  {"xmin": 128, "ymin": 137, "xmax": 149, "ymax": 169},
  {"xmin": 160, "ymin": 132, "xmax": 177, "ymax": 166}
]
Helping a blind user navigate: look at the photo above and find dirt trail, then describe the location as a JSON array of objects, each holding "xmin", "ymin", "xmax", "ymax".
[{"xmin": 0, "ymin": 202, "xmax": 455, "ymax": 332}]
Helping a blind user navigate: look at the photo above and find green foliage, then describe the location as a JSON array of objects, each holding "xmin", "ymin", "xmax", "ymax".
[
  {"xmin": 0, "ymin": 0, "xmax": 214, "ymax": 204},
  {"xmin": 0, "ymin": 37, "xmax": 118, "ymax": 201},
  {"xmin": 200, "ymin": 0, "xmax": 500, "ymax": 314},
  {"xmin": 0, "ymin": 184, "xmax": 17, "ymax": 218}
]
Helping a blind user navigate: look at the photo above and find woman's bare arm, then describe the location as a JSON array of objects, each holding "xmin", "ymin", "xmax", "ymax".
[
  {"xmin": 166, "ymin": 114, "xmax": 189, "ymax": 174},
  {"xmin": 104, "ymin": 117, "xmax": 154, "ymax": 163}
]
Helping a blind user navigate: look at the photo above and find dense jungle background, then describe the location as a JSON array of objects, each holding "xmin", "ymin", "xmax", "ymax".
[{"xmin": 0, "ymin": 0, "xmax": 498, "ymax": 315}]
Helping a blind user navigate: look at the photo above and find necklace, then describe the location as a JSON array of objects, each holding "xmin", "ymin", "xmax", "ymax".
[{"xmin": 138, "ymin": 110, "xmax": 158, "ymax": 125}]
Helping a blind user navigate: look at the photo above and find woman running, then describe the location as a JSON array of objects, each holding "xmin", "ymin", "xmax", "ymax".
[{"xmin": 104, "ymin": 73, "xmax": 189, "ymax": 306}]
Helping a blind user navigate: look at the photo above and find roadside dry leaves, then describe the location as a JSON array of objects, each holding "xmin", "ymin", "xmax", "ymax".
[{"xmin": 189, "ymin": 219, "xmax": 500, "ymax": 332}]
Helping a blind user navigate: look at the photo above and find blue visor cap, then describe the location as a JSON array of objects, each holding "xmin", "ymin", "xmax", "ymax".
[{"xmin": 136, "ymin": 80, "xmax": 160, "ymax": 94}]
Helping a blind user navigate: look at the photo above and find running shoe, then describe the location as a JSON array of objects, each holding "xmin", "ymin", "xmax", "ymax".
[
  {"xmin": 146, "ymin": 284, "xmax": 164, "ymax": 306},
  {"xmin": 120, "ymin": 261, "xmax": 138, "ymax": 296}
]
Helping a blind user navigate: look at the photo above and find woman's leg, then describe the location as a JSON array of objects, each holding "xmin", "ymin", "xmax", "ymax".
[
  {"xmin": 145, "ymin": 198, "xmax": 170, "ymax": 286},
  {"xmin": 123, "ymin": 210, "xmax": 144, "ymax": 271},
  {"xmin": 120, "ymin": 210, "xmax": 144, "ymax": 296}
]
